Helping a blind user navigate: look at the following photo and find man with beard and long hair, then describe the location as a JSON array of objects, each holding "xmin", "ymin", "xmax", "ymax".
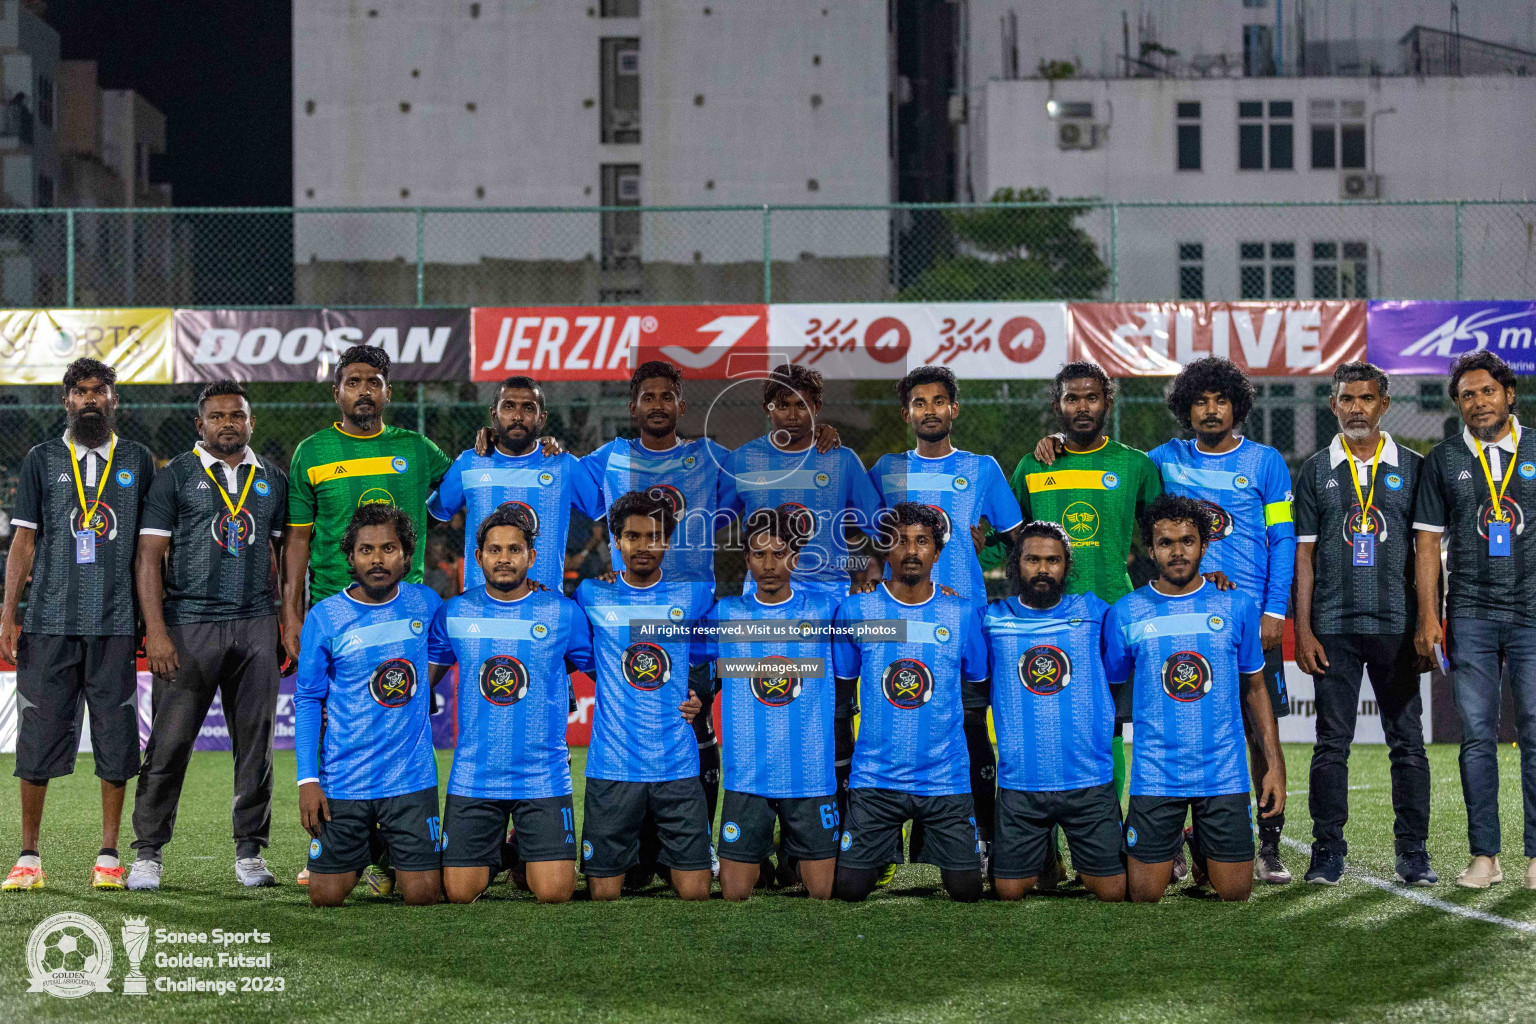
[
  {"xmin": 429, "ymin": 376, "xmax": 602, "ymax": 594},
  {"xmin": 1103, "ymin": 494, "xmax": 1284, "ymax": 903},
  {"xmin": 1293, "ymin": 362, "xmax": 1434, "ymax": 888},
  {"xmin": 2, "ymin": 358, "xmax": 157, "ymax": 891},
  {"xmin": 979, "ymin": 522, "xmax": 1125, "ymax": 902},
  {"xmin": 1415, "ymin": 350, "xmax": 1536, "ymax": 891},
  {"xmin": 126, "ymin": 380, "xmax": 290, "ymax": 891}
]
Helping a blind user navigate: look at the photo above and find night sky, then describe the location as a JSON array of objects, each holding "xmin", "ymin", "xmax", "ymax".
[{"xmin": 43, "ymin": 0, "xmax": 291, "ymax": 207}]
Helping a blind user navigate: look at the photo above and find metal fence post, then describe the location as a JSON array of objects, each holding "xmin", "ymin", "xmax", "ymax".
[
  {"xmin": 1108, "ymin": 203, "xmax": 1118, "ymax": 301},
  {"xmin": 762, "ymin": 204, "xmax": 772, "ymax": 304},
  {"xmin": 415, "ymin": 207, "xmax": 426, "ymax": 306},
  {"xmin": 1454, "ymin": 200, "xmax": 1464, "ymax": 300},
  {"xmin": 64, "ymin": 208, "xmax": 75, "ymax": 307}
]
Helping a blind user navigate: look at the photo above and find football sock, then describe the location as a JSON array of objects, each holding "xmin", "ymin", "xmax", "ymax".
[
  {"xmin": 97, "ymin": 849, "xmax": 120, "ymax": 869},
  {"xmin": 18, "ymin": 852, "xmax": 40, "ymax": 869},
  {"xmin": 697, "ymin": 743, "xmax": 722, "ymax": 831},
  {"xmin": 962, "ymin": 710, "xmax": 996, "ymax": 844},
  {"xmin": 1259, "ymin": 811, "xmax": 1285, "ymax": 845}
]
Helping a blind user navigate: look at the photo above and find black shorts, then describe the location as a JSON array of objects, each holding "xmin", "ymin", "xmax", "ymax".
[
  {"xmin": 717, "ymin": 790, "xmax": 841, "ymax": 863},
  {"xmin": 1125, "ymin": 793, "xmax": 1254, "ymax": 865},
  {"xmin": 839, "ymin": 788, "xmax": 980, "ymax": 872},
  {"xmin": 1263, "ymin": 644, "xmax": 1290, "ymax": 719},
  {"xmin": 307, "ymin": 786, "xmax": 443, "ymax": 874},
  {"xmin": 992, "ymin": 783, "xmax": 1125, "ymax": 879},
  {"xmin": 14, "ymin": 633, "xmax": 140, "ymax": 782},
  {"xmin": 442, "ymin": 793, "xmax": 576, "ymax": 868},
  {"xmin": 581, "ymin": 777, "xmax": 712, "ymax": 877}
]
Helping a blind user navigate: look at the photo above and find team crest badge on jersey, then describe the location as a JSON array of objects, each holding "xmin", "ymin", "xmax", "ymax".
[
  {"xmin": 1063, "ymin": 501, "xmax": 1099, "ymax": 541},
  {"xmin": 1101, "ymin": 472, "xmax": 1119, "ymax": 489},
  {"xmin": 254, "ymin": 479, "xmax": 271, "ymax": 496},
  {"xmin": 1343, "ymin": 505, "xmax": 1387, "ymax": 545},
  {"xmin": 649, "ymin": 483, "xmax": 687, "ymax": 517},
  {"xmin": 722, "ymin": 822, "xmax": 741, "ymax": 843},
  {"xmin": 1522, "ymin": 463, "xmax": 1536, "ymax": 480},
  {"xmin": 952, "ymin": 476, "xmax": 970, "ymax": 492},
  {"xmin": 358, "ymin": 487, "xmax": 395, "ymax": 507},
  {"xmin": 1385, "ymin": 473, "xmax": 1403, "ymax": 491},
  {"xmin": 933, "ymin": 625, "xmax": 951, "ymax": 644},
  {"xmin": 1234, "ymin": 475, "xmax": 1250, "ymax": 488},
  {"xmin": 683, "ymin": 455, "xmax": 697, "ymax": 468},
  {"xmin": 621, "ymin": 642, "xmax": 671, "ymax": 690},
  {"xmin": 309, "ymin": 839, "xmax": 321, "ymax": 859},
  {"xmin": 70, "ymin": 502, "xmax": 118, "ymax": 542},
  {"xmin": 777, "ymin": 501, "xmax": 817, "ymax": 540},
  {"xmin": 1161, "ymin": 651, "xmax": 1213, "ymax": 703},
  {"xmin": 1068, "ymin": 617, "xmax": 1083, "ymax": 627},
  {"xmin": 538, "ymin": 471, "xmax": 555, "ymax": 486},
  {"xmin": 923, "ymin": 504, "xmax": 954, "ymax": 545},
  {"xmin": 1195, "ymin": 499, "xmax": 1234, "ymax": 541},
  {"xmin": 1018, "ymin": 644, "xmax": 1071, "ymax": 696},
  {"xmin": 1207, "ymin": 615, "xmax": 1225, "ymax": 631},
  {"xmin": 814, "ymin": 472, "xmax": 831, "ymax": 488},
  {"xmin": 1478, "ymin": 497, "xmax": 1526, "ymax": 539},
  {"xmin": 881, "ymin": 658, "xmax": 934, "ymax": 709},
  {"xmin": 840, "ymin": 831, "xmax": 852, "ymax": 852},
  {"xmin": 392, "ymin": 456, "xmax": 409, "ymax": 473},
  {"xmin": 794, "ymin": 620, "xmax": 816, "ymax": 639},
  {"xmin": 411, "ymin": 620, "xmax": 424, "ymax": 634},
  {"xmin": 668, "ymin": 606, "xmax": 685, "ymax": 622},
  {"xmin": 479, "ymin": 655, "xmax": 531, "ymax": 706},
  {"xmin": 210, "ymin": 509, "xmax": 256, "ymax": 551},
  {"xmin": 531, "ymin": 622, "xmax": 549, "ymax": 640},
  {"xmin": 497, "ymin": 499, "xmax": 541, "ymax": 534},
  {"xmin": 750, "ymin": 656, "xmax": 802, "ymax": 707},
  {"xmin": 115, "ymin": 468, "xmax": 134, "ymax": 488},
  {"xmin": 369, "ymin": 658, "xmax": 418, "ymax": 707}
]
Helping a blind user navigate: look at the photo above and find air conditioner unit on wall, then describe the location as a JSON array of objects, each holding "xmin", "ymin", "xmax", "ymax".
[
  {"xmin": 1057, "ymin": 122, "xmax": 1100, "ymax": 150},
  {"xmin": 1340, "ymin": 172, "xmax": 1378, "ymax": 199}
]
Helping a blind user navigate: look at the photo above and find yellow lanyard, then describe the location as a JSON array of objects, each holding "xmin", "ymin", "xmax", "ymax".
[
  {"xmin": 67, "ymin": 436, "xmax": 115, "ymax": 530},
  {"xmin": 1341, "ymin": 435, "xmax": 1383, "ymax": 533},
  {"xmin": 1474, "ymin": 421, "xmax": 1521, "ymax": 523},
  {"xmin": 202, "ymin": 456, "xmax": 257, "ymax": 521}
]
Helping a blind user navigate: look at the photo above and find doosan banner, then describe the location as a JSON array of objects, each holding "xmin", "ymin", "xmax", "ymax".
[
  {"xmin": 1070, "ymin": 301, "xmax": 1366, "ymax": 376},
  {"xmin": 1367, "ymin": 300, "xmax": 1536, "ymax": 375},
  {"xmin": 174, "ymin": 308, "xmax": 471, "ymax": 382}
]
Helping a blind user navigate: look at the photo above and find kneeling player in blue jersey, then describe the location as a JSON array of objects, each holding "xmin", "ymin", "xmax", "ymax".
[
  {"xmin": 700, "ymin": 510, "xmax": 841, "ymax": 900},
  {"xmin": 426, "ymin": 506, "xmax": 594, "ymax": 904},
  {"xmin": 573, "ymin": 491, "xmax": 713, "ymax": 901},
  {"xmin": 830, "ymin": 502, "xmax": 988, "ymax": 903},
  {"xmin": 1103, "ymin": 495, "xmax": 1286, "ymax": 903},
  {"xmin": 981, "ymin": 522, "xmax": 1126, "ymax": 901},
  {"xmin": 296, "ymin": 505, "xmax": 444, "ymax": 907}
]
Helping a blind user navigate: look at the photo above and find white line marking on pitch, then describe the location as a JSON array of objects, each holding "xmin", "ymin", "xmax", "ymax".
[{"xmin": 1276, "ymin": 835, "xmax": 1536, "ymax": 935}]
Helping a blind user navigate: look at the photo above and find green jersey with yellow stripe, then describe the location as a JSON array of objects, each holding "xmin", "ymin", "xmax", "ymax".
[
  {"xmin": 287, "ymin": 423, "xmax": 452, "ymax": 602},
  {"xmin": 982, "ymin": 438, "xmax": 1161, "ymax": 603}
]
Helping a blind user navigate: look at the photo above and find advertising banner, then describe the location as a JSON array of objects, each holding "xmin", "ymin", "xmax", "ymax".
[
  {"xmin": 1367, "ymin": 300, "xmax": 1536, "ymax": 375},
  {"xmin": 472, "ymin": 305, "xmax": 769, "ymax": 381},
  {"xmin": 1069, "ymin": 301, "xmax": 1366, "ymax": 376},
  {"xmin": 767, "ymin": 302, "xmax": 1069, "ymax": 378},
  {"xmin": 0, "ymin": 308, "xmax": 173, "ymax": 384},
  {"xmin": 173, "ymin": 308, "xmax": 470, "ymax": 382}
]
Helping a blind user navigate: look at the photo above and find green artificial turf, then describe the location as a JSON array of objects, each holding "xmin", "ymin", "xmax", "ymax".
[{"xmin": 2, "ymin": 743, "xmax": 1534, "ymax": 1024}]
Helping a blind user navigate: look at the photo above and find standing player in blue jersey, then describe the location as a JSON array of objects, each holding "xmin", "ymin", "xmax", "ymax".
[
  {"xmin": 1149, "ymin": 357, "xmax": 1296, "ymax": 884},
  {"xmin": 698, "ymin": 510, "xmax": 842, "ymax": 900},
  {"xmin": 426, "ymin": 506, "xmax": 594, "ymax": 904},
  {"xmin": 1103, "ymin": 495, "xmax": 1286, "ymax": 903},
  {"xmin": 572, "ymin": 491, "xmax": 713, "ymax": 901},
  {"xmin": 295, "ymin": 505, "xmax": 444, "ymax": 907},
  {"xmin": 981, "ymin": 523, "xmax": 1125, "ymax": 902},
  {"xmin": 429, "ymin": 376, "xmax": 605, "ymax": 593},
  {"xmin": 718, "ymin": 364, "xmax": 882, "ymax": 596},
  {"xmin": 830, "ymin": 502, "xmax": 989, "ymax": 903},
  {"xmin": 867, "ymin": 366, "xmax": 1023, "ymax": 863}
]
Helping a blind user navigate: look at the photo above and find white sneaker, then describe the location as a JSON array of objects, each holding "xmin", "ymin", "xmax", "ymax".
[
  {"xmin": 235, "ymin": 856, "xmax": 277, "ymax": 887},
  {"xmin": 126, "ymin": 860, "xmax": 162, "ymax": 891}
]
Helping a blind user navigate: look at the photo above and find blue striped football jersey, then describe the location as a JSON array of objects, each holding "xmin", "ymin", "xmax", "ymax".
[
  {"xmin": 428, "ymin": 448, "xmax": 604, "ymax": 592},
  {"xmin": 868, "ymin": 449, "xmax": 1023, "ymax": 606},
  {"xmin": 831, "ymin": 585, "xmax": 987, "ymax": 796},
  {"xmin": 698, "ymin": 589, "xmax": 840, "ymax": 798},
  {"xmin": 981, "ymin": 592, "xmax": 1115, "ymax": 792},
  {"xmin": 426, "ymin": 586, "xmax": 594, "ymax": 800},
  {"xmin": 1101, "ymin": 581, "xmax": 1265, "ymax": 798},
  {"xmin": 294, "ymin": 583, "xmax": 442, "ymax": 800},
  {"xmin": 573, "ymin": 574, "xmax": 715, "ymax": 782}
]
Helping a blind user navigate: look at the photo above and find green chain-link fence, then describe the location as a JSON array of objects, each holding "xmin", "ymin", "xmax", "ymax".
[{"xmin": 1, "ymin": 199, "xmax": 1532, "ymax": 307}]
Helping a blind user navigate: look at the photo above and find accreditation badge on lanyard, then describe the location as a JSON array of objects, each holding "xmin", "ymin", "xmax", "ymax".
[
  {"xmin": 1475, "ymin": 424, "xmax": 1520, "ymax": 558},
  {"xmin": 204, "ymin": 459, "xmax": 257, "ymax": 557},
  {"xmin": 68, "ymin": 437, "xmax": 114, "ymax": 565},
  {"xmin": 1343, "ymin": 436, "xmax": 1383, "ymax": 568}
]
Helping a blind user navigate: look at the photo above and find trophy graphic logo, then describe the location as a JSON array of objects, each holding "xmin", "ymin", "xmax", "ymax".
[{"xmin": 119, "ymin": 916, "xmax": 150, "ymax": 995}]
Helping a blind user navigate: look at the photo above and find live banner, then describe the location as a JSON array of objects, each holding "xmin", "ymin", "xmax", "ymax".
[
  {"xmin": 1070, "ymin": 301, "xmax": 1366, "ymax": 376},
  {"xmin": 0, "ymin": 308, "xmax": 173, "ymax": 384}
]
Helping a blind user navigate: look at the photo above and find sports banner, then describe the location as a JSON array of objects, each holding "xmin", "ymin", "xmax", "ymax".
[
  {"xmin": 1070, "ymin": 301, "xmax": 1366, "ymax": 376},
  {"xmin": 1367, "ymin": 300, "xmax": 1536, "ymax": 375},
  {"xmin": 173, "ymin": 308, "xmax": 470, "ymax": 382},
  {"xmin": 472, "ymin": 305, "xmax": 769, "ymax": 381},
  {"xmin": 767, "ymin": 302, "xmax": 1069, "ymax": 378},
  {"xmin": 0, "ymin": 308, "xmax": 173, "ymax": 384}
]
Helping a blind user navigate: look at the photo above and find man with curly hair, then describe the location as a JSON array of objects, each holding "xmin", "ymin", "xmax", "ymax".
[{"xmin": 1150, "ymin": 357, "xmax": 1296, "ymax": 885}]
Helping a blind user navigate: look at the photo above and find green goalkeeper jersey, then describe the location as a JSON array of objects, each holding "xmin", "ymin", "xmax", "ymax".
[
  {"xmin": 287, "ymin": 422, "xmax": 452, "ymax": 602},
  {"xmin": 980, "ymin": 437, "xmax": 1161, "ymax": 603}
]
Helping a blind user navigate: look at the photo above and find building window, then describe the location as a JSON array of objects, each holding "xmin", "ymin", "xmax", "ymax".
[
  {"xmin": 1176, "ymin": 101, "xmax": 1201, "ymax": 170},
  {"xmin": 36, "ymin": 74, "xmax": 52, "ymax": 128},
  {"xmin": 600, "ymin": 0, "xmax": 639, "ymax": 15},
  {"xmin": 1312, "ymin": 241, "xmax": 1368, "ymax": 298},
  {"xmin": 1309, "ymin": 99, "xmax": 1366, "ymax": 169},
  {"xmin": 1178, "ymin": 243, "xmax": 1204, "ymax": 299},
  {"xmin": 1238, "ymin": 100, "xmax": 1292, "ymax": 170},
  {"xmin": 1243, "ymin": 25, "xmax": 1275, "ymax": 76},
  {"xmin": 600, "ymin": 38, "xmax": 640, "ymax": 144},
  {"xmin": 1240, "ymin": 240, "xmax": 1295, "ymax": 299},
  {"xmin": 601, "ymin": 163, "xmax": 641, "ymax": 271}
]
